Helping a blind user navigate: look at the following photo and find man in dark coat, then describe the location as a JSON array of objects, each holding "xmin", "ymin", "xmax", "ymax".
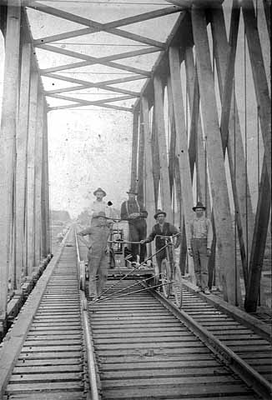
[
  {"xmin": 141, "ymin": 210, "xmax": 180, "ymax": 275},
  {"xmin": 120, "ymin": 189, "xmax": 148, "ymax": 263}
]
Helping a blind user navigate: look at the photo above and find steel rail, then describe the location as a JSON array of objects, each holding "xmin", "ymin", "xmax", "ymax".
[
  {"xmin": 75, "ymin": 227, "xmax": 101, "ymax": 400},
  {"xmin": 150, "ymin": 285, "xmax": 272, "ymax": 400}
]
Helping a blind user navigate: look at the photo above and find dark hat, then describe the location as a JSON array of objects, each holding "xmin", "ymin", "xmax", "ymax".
[
  {"xmin": 192, "ymin": 201, "xmax": 206, "ymax": 211},
  {"xmin": 127, "ymin": 188, "xmax": 138, "ymax": 195},
  {"xmin": 93, "ymin": 187, "xmax": 106, "ymax": 197},
  {"xmin": 93, "ymin": 211, "xmax": 107, "ymax": 219},
  {"xmin": 154, "ymin": 209, "xmax": 167, "ymax": 219}
]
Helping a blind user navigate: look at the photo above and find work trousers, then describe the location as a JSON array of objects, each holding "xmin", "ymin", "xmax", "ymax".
[
  {"xmin": 155, "ymin": 248, "xmax": 167, "ymax": 276},
  {"xmin": 129, "ymin": 220, "xmax": 147, "ymax": 262},
  {"xmin": 87, "ymin": 249, "xmax": 109, "ymax": 297},
  {"xmin": 191, "ymin": 238, "xmax": 209, "ymax": 290}
]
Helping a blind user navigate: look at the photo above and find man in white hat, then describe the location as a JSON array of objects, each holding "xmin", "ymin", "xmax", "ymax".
[
  {"xmin": 188, "ymin": 202, "xmax": 213, "ymax": 294},
  {"xmin": 77, "ymin": 211, "xmax": 111, "ymax": 300},
  {"xmin": 89, "ymin": 187, "xmax": 110, "ymax": 226}
]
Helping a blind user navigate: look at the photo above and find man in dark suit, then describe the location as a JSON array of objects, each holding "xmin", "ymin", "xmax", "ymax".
[{"xmin": 120, "ymin": 189, "xmax": 148, "ymax": 263}]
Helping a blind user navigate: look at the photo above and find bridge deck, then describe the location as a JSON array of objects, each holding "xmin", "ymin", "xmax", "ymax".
[{"xmin": 0, "ymin": 229, "xmax": 271, "ymax": 399}]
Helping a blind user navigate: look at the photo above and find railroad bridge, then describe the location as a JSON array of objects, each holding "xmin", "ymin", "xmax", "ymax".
[{"xmin": 0, "ymin": 0, "xmax": 271, "ymax": 399}]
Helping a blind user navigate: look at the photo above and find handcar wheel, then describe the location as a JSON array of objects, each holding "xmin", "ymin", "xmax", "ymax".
[
  {"xmin": 148, "ymin": 272, "xmax": 159, "ymax": 289},
  {"xmin": 173, "ymin": 266, "xmax": 183, "ymax": 308},
  {"xmin": 161, "ymin": 259, "xmax": 171, "ymax": 298}
]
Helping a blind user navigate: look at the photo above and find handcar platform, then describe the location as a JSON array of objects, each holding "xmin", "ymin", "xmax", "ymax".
[{"xmin": 108, "ymin": 253, "xmax": 155, "ymax": 279}]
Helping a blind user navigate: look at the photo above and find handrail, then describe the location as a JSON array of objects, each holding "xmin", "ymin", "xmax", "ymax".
[{"xmin": 74, "ymin": 225, "xmax": 101, "ymax": 400}]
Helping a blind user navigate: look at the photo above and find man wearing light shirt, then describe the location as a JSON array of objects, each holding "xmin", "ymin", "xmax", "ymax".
[
  {"xmin": 188, "ymin": 202, "xmax": 213, "ymax": 294},
  {"xmin": 90, "ymin": 187, "xmax": 110, "ymax": 225},
  {"xmin": 77, "ymin": 211, "xmax": 111, "ymax": 300}
]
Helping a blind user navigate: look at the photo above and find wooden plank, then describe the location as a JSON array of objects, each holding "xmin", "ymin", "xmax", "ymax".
[
  {"xmin": 262, "ymin": 0, "xmax": 271, "ymax": 37},
  {"xmin": 0, "ymin": 243, "xmax": 67, "ymax": 397},
  {"xmin": 210, "ymin": 5, "xmax": 255, "ymax": 290},
  {"xmin": 41, "ymin": 103, "xmax": 49, "ymax": 257},
  {"xmin": 47, "ymin": 93, "xmax": 134, "ymax": 106},
  {"xmin": 245, "ymin": 162, "xmax": 271, "ymax": 312},
  {"xmin": 165, "ymin": 0, "xmax": 222, "ymax": 6},
  {"xmin": 168, "ymin": 46, "xmax": 195, "ymax": 280},
  {"xmin": 185, "ymin": 51, "xmax": 198, "ymax": 179},
  {"xmin": 183, "ymin": 280, "xmax": 271, "ymax": 341},
  {"xmin": 34, "ymin": 92, "xmax": 44, "ymax": 264},
  {"xmin": 3, "ymin": 392, "xmax": 84, "ymax": 400},
  {"xmin": 13, "ymin": 365, "xmax": 82, "ymax": 373},
  {"xmin": 97, "ymin": 5, "xmax": 184, "ymax": 30},
  {"xmin": 130, "ymin": 111, "xmax": 139, "ymax": 193},
  {"xmin": 50, "ymin": 103, "xmax": 132, "ymax": 112},
  {"xmin": 141, "ymin": 97, "xmax": 156, "ymax": 233},
  {"xmin": 153, "ymin": 75, "xmax": 172, "ymax": 220},
  {"xmin": 6, "ymin": 381, "xmax": 83, "ymax": 392},
  {"xmin": 151, "ymin": 106, "xmax": 160, "ymax": 210},
  {"xmin": 18, "ymin": 351, "xmax": 82, "ymax": 359},
  {"xmin": 220, "ymin": 1, "xmax": 240, "ymax": 150},
  {"xmin": 166, "ymin": 76, "xmax": 176, "ymax": 205},
  {"xmin": 191, "ymin": 7, "xmax": 239, "ymax": 305},
  {"xmin": 138, "ymin": 111, "xmax": 145, "ymax": 200},
  {"xmin": 39, "ymin": 43, "xmax": 151, "ymax": 76},
  {"xmin": 21, "ymin": 345, "xmax": 82, "ymax": 352},
  {"xmin": 44, "ymin": 73, "xmax": 140, "ymax": 97},
  {"xmin": 102, "ymin": 375, "xmax": 240, "ymax": 388},
  {"xmin": 102, "ymin": 384, "xmax": 253, "ymax": 398},
  {"xmin": 26, "ymin": 71, "xmax": 39, "ymax": 274},
  {"xmin": 36, "ymin": 25, "xmax": 165, "ymax": 49},
  {"xmin": 37, "ymin": 45, "xmax": 159, "ymax": 65},
  {"xmin": 0, "ymin": 5, "xmax": 7, "ymax": 36},
  {"xmin": 32, "ymin": 5, "xmax": 182, "ymax": 48},
  {"xmin": 184, "ymin": 49, "xmax": 207, "ymax": 203},
  {"xmin": 242, "ymin": 0, "xmax": 271, "ymax": 187},
  {"xmin": 28, "ymin": 3, "xmax": 165, "ymax": 48},
  {"xmin": 10, "ymin": 372, "xmax": 82, "ymax": 382},
  {"xmin": 0, "ymin": 0, "xmax": 21, "ymax": 322},
  {"xmin": 15, "ymin": 41, "xmax": 31, "ymax": 289}
]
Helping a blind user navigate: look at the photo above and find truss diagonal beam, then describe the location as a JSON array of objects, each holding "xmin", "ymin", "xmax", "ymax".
[
  {"xmin": 241, "ymin": 0, "xmax": 271, "ymax": 188},
  {"xmin": 37, "ymin": 44, "xmax": 151, "ymax": 76},
  {"xmin": 37, "ymin": 43, "xmax": 158, "ymax": 72},
  {"xmin": 49, "ymin": 102, "xmax": 132, "ymax": 112},
  {"xmin": 42, "ymin": 74, "xmax": 144, "ymax": 89},
  {"xmin": 165, "ymin": 0, "xmax": 223, "ymax": 6},
  {"xmin": 47, "ymin": 93, "xmax": 134, "ymax": 106},
  {"xmin": 27, "ymin": 3, "xmax": 166, "ymax": 48},
  {"xmin": 43, "ymin": 73, "xmax": 140, "ymax": 97}
]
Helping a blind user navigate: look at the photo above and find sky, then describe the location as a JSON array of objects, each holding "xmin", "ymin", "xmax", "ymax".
[{"xmin": 47, "ymin": 107, "xmax": 133, "ymax": 218}]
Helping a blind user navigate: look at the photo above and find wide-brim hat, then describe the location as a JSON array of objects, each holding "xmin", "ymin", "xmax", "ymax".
[
  {"xmin": 93, "ymin": 187, "xmax": 106, "ymax": 197},
  {"xmin": 127, "ymin": 189, "xmax": 138, "ymax": 195},
  {"xmin": 192, "ymin": 201, "xmax": 206, "ymax": 211},
  {"xmin": 154, "ymin": 209, "xmax": 167, "ymax": 219},
  {"xmin": 93, "ymin": 211, "xmax": 109, "ymax": 219}
]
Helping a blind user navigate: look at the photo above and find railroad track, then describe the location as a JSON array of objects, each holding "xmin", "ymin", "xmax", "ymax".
[
  {"xmin": 88, "ymin": 278, "xmax": 271, "ymax": 399},
  {"xmin": 180, "ymin": 285, "xmax": 272, "ymax": 382},
  {"xmin": 0, "ymin": 228, "xmax": 88, "ymax": 400},
  {"xmin": 0, "ymin": 226, "xmax": 271, "ymax": 399}
]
